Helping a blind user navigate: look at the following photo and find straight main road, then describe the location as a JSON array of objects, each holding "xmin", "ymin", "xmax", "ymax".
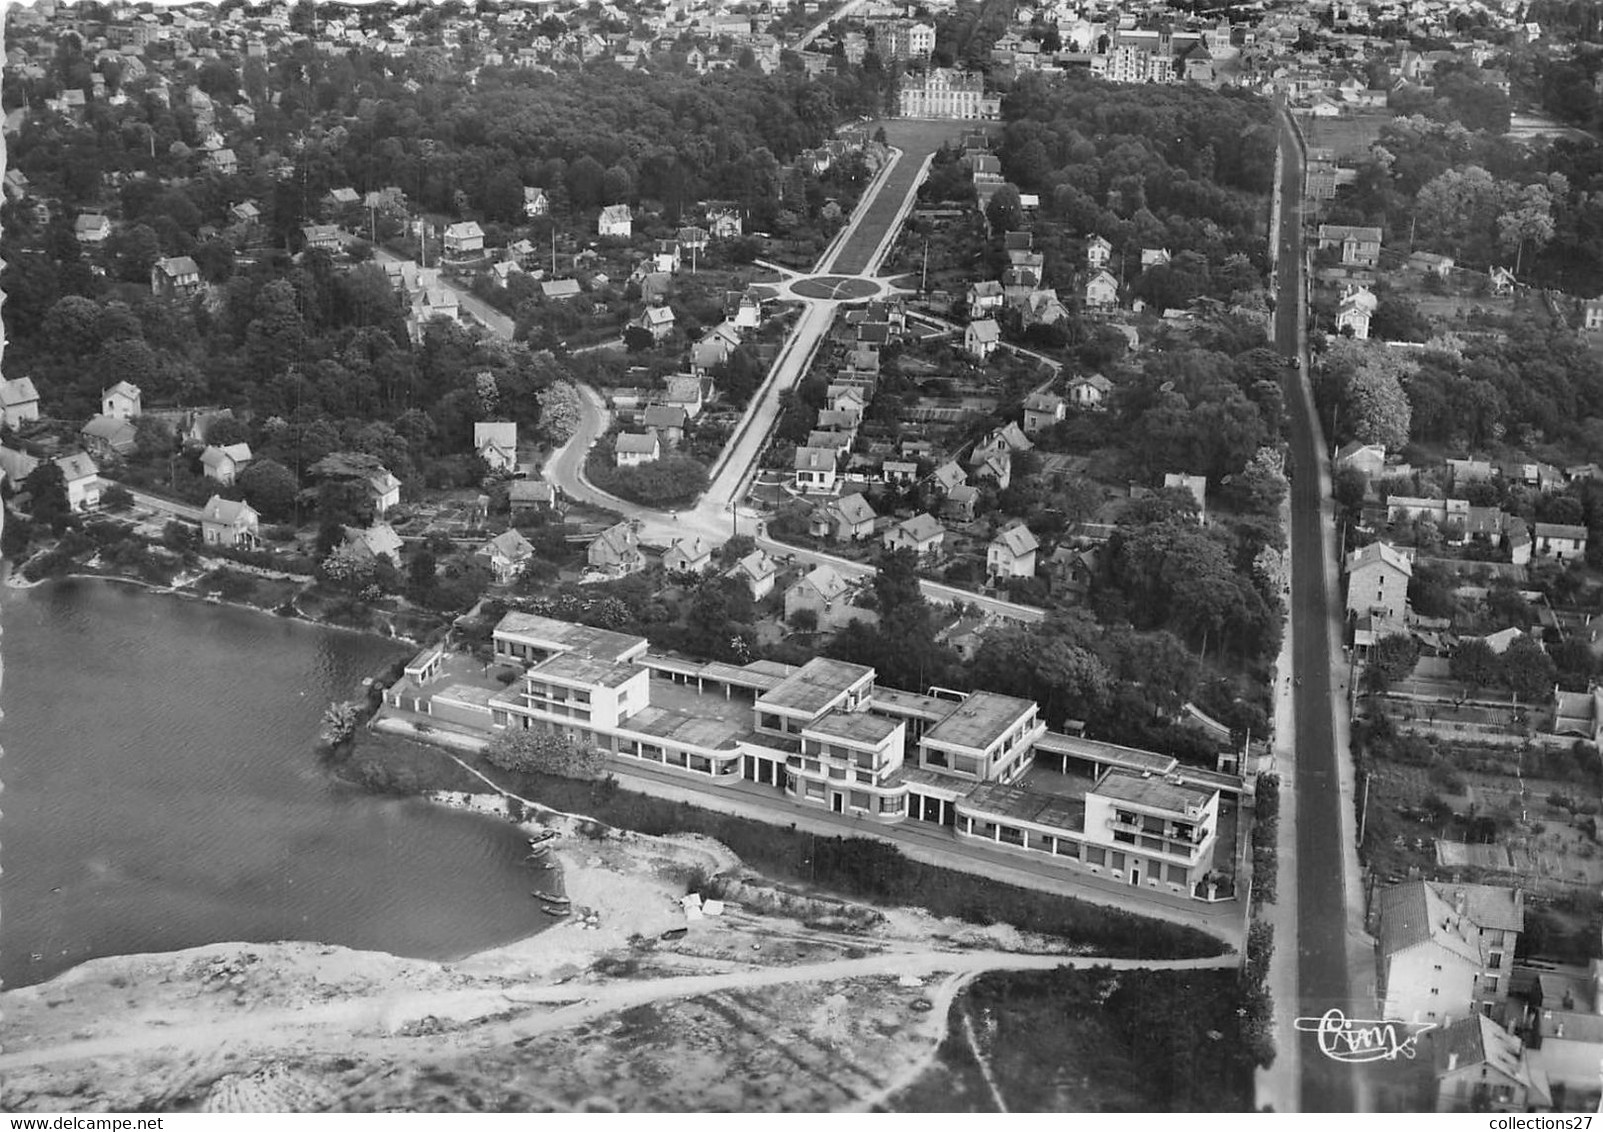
[{"xmin": 1273, "ymin": 107, "xmax": 1360, "ymax": 1114}]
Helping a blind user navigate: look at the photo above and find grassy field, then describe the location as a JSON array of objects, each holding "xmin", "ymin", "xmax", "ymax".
[
  {"xmin": 828, "ymin": 119, "xmax": 979, "ymax": 275},
  {"xmin": 1299, "ymin": 112, "xmax": 1395, "ymax": 159}
]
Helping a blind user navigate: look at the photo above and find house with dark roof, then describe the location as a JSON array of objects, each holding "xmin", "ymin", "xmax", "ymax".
[
  {"xmin": 1373, "ymin": 880, "xmax": 1523, "ymax": 1026},
  {"xmin": 0, "ymin": 376, "xmax": 40, "ymax": 429},
  {"xmin": 81, "ymin": 415, "xmax": 138, "ymax": 459},
  {"xmin": 1432, "ymin": 1014, "xmax": 1550, "ymax": 1113},
  {"xmin": 809, "ymin": 492, "xmax": 877, "ymax": 542}
]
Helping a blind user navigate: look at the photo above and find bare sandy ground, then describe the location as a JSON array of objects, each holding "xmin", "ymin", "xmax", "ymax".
[{"xmin": 0, "ymin": 793, "xmax": 1231, "ymax": 1112}]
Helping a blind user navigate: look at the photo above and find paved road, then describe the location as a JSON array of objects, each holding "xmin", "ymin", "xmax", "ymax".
[
  {"xmin": 114, "ymin": 485, "xmax": 204, "ymax": 523},
  {"xmin": 1274, "ymin": 108, "xmax": 1358, "ymax": 1114},
  {"xmin": 792, "ymin": 0, "xmax": 873, "ymax": 49}
]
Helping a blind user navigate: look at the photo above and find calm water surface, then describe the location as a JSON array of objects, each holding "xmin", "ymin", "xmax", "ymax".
[{"xmin": 1, "ymin": 579, "xmax": 546, "ymax": 991}]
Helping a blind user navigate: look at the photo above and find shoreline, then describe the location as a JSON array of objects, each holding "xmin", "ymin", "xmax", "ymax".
[{"xmin": 5, "ymin": 565, "xmax": 423, "ymax": 646}]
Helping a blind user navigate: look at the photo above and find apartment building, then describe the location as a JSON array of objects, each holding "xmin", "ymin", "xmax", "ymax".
[{"xmin": 384, "ymin": 613, "xmax": 1242, "ymax": 902}]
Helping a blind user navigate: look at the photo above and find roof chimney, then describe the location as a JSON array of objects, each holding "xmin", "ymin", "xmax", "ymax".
[
  {"xmin": 1447, "ymin": 1052, "xmax": 1458, "ymax": 1072},
  {"xmin": 1454, "ymin": 888, "xmax": 1467, "ymax": 918}
]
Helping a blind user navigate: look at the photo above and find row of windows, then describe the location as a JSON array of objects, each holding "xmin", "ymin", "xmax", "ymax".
[{"xmin": 968, "ymin": 821, "xmax": 1191, "ymax": 884}]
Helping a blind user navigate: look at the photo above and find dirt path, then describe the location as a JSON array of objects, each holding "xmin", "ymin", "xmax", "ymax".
[
  {"xmin": 0, "ymin": 951, "xmax": 1235, "ymax": 1074},
  {"xmin": 961, "ymin": 1006, "xmax": 1009, "ymax": 1113}
]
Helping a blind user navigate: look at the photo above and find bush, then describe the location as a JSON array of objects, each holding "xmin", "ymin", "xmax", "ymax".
[
  {"xmin": 484, "ymin": 728, "xmax": 608, "ymax": 780},
  {"xmin": 1250, "ymin": 774, "xmax": 1280, "ymax": 909},
  {"xmin": 588, "ymin": 451, "xmax": 709, "ymax": 507}
]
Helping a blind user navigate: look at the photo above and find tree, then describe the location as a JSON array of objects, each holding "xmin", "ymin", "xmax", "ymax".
[
  {"xmin": 485, "ymin": 728, "xmax": 607, "ymax": 780},
  {"xmin": 318, "ymin": 543, "xmax": 378, "ymax": 592},
  {"xmin": 537, "ymin": 379, "xmax": 582, "ymax": 444},
  {"xmin": 22, "ymin": 462, "xmax": 71, "ymax": 534},
  {"xmin": 1366, "ymin": 633, "xmax": 1421, "ymax": 693},
  {"xmin": 1328, "ymin": 340, "xmax": 1414, "ymax": 449},
  {"xmin": 1501, "ymin": 634, "xmax": 1556, "ymax": 703},
  {"xmin": 407, "ymin": 547, "xmax": 438, "ymax": 604},
  {"xmin": 101, "ymin": 484, "xmax": 135, "ymax": 512},
  {"xmin": 985, "ymin": 184, "xmax": 1023, "ymax": 234},
  {"xmin": 1450, "ymin": 638, "xmax": 1501, "ymax": 689},
  {"xmin": 321, "ymin": 700, "xmax": 363, "ymax": 748},
  {"xmin": 237, "ymin": 458, "xmax": 300, "ymax": 523}
]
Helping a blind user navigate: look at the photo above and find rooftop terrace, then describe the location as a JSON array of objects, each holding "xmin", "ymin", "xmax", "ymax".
[
  {"xmin": 494, "ymin": 611, "xmax": 646, "ymax": 663},
  {"xmin": 960, "ymin": 781, "xmax": 1086, "ymax": 833}
]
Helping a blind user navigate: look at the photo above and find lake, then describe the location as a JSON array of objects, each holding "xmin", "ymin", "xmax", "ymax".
[{"xmin": 1, "ymin": 578, "xmax": 547, "ymax": 991}]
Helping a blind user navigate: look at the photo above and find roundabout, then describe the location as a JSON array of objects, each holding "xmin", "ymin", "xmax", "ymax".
[{"xmin": 785, "ymin": 274, "xmax": 885, "ymax": 302}]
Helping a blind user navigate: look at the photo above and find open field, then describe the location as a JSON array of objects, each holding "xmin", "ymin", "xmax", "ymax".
[
  {"xmin": 828, "ymin": 120, "xmax": 980, "ymax": 275},
  {"xmin": 1299, "ymin": 112, "xmax": 1394, "ymax": 159}
]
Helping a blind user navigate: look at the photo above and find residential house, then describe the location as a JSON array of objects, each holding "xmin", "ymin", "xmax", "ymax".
[
  {"xmin": 201, "ymin": 495, "xmax": 259, "ymax": 547},
  {"xmin": 1317, "ymin": 224, "xmax": 1382, "ymax": 267},
  {"xmin": 474, "ymin": 421, "xmax": 518, "ymax": 472},
  {"xmin": 968, "ymin": 280, "xmax": 1005, "ymax": 320},
  {"xmin": 1373, "ymin": 879, "xmax": 1483, "ymax": 1027},
  {"xmin": 795, "ymin": 446, "xmax": 840, "ymax": 493},
  {"xmin": 74, "ymin": 213, "xmax": 111, "ymax": 243},
  {"xmin": 1535, "ymin": 523, "xmax": 1587, "ymax": 562},
  {"xmin": 730, "ymin": 289, "xmax": 764, "ymax": 329},
  {"xmin": 509, "ymin": 479, "xmax": 562, "ymax": 516},
  {"xmin": 101, "ymin": 381, "xmax": 142, "ymax": 420},
  {"xmin": 1517, "ymin": 959, "xmax": 1603, "ymax": 1109},
  {"xmin": 665, "ymin": 375, "xmax": 706, "ymax": 419},
  {"xmin": 784, "ymin": 562, "xmax": 856, "ymax": 626},
  {"xmin": 691, "ymin": 322, "xmax": 742, "ymax": 372},
  {"xmin": 199, "ymin": 442, "xmax": 252, "ymax": 484},
  {"xmin": 964, "ymin": 318, "xmax": 1001, "ymax": 360},
  {"xmin": 1164, "ymin": 473, "xmax": 1208, "ymax": 522},
  {"xmin": 615, "ymin": 431, "xmax": 661, "ymax": 468},
  {"xmin": 1140, "ymin": 247, "xmax": 1171, "ymax": 268},
  {"xmin": 472, "ymin": 528, "xmax": 533, "ymax": 585},
  {"xmin": 367, "ymin": 468, "xmax": 402, "ymax": 516},
  {"xmin": 1022, "ymin": 391, "xmax": 1066, "ymax": 432},
  {"xmin": 663, "ymin": 536, "xmax": 713, "ymax": 575},
  {"xmin": 302, "ymin": 224, "xmax": 341, "ymax": 252},
  {"xmin": 208, "ymin": 148, "xmax": 237, "ymax": 175},
  {"xmin": 931, "ymin": 460, "xmax": 968, "ymax": 496},
  {"xmin": 1337, "ymin": 284, "xmax": 1377, "ymax": 339},
  {"xmin": 1490, "ymin": 266, "xmax": 1518, "ymax": 296},
  {"xmin": 642, "ymin": 404, "xmax": 688, "ymax": 448},
  {"xmin": 708, "ymin": 208, "xmax": 742, "ymax": 239},
  {"xmin": 0, "ymin": 376, "xmax": 40, "ymax": 428},
  {"xmin": 1086, "ymin": 234, "xmax": 1112, "ymax": 270},
  {"xmin": 652, "ymin": 240, "xmax": 681, "ymax": 274},
  {"xmin": 1583, "ymin": 297, "xmax": 1603, "ymax": 332},
  {"xmin": 942, "ymin": 483, "xmax": 981, "ymax": 523},
  {"xmin": 636, "ymin": 304, "xmax": 677, "ymax": 342},
  {"xmin": 1409, "ymin": 251, "xmax": 1456, "ymax": 279},
  {"xmin": 883, "ymin": 512, "xmax": 945, "ymax": 559},
  {"xmin": 523, "ymin": 187, "xmax": 549, "ymax": 217},
  {"xmin": 343, "ymin": 522, "xmax": 405, "ymax": 567},
  {"xmin": 987, "ymin": 522, "xmax": 1039, "ymax": 580},
  {"xmin": 1084, "ymin": 269, "xmax": 1118, "ymax": 310},
  {"xmin": 727, "ymin": 548, "xmax": 777, "ymax": 601},
  {"xmin": 810, "ymin": 493, "xmax": 877, "ymax": 542},
  {"xmin": 443, "ymin": 221, "xmax": 485, "ymax": 257},
  {"xmin": 598, "ymin": 204, "xmax": 633, "ymax": 238},
  {"xmin": 1447, "ymin": 457, "xmax": 1496, "ymax": 490},
  {"xmin": 80, "ymin": 415, "xmax": 137, "ymax": 459},
  {"xmin": 151, "ymin": 255, "xmax": 202, "ymax": 296},
  {"xmin": 1432, "ymin": 1015, "xmax": 1550, "ymax": 1113},
  {"xmin": 1346, "ymin": 540, "xmax": 1412, "ymax": 621},
  {"xmin": 54, "ymin": 453, "xmax": 101, "ymax": 511},
  {"xmin": 1067, "ymin": 373, "xmax": 1113, "ymax": 411},
  {"xmin": 588, "ymin": 520, "xmax": 645, "ymax": 576},
  {"xmin": 541, "ymin": 279, "xmax": 583, "ymax": 302},
  {"xmin": 1335, "ymin": 441, "xmax": 1387, "ymax": 480}
]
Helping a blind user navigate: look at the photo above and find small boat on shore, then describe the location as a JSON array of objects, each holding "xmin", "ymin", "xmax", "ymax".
[
  {"xmin": 528, "ymin": 831, "xmax": 558, "ymax": 846},
  {"xmin": 531, "ymin": 891, "xmax": 570, "ymax": 905},
  {"xmin": 660, "ymin": 928, "xmax": 688, "ymax": 941},
  {"xmin": 541, "ymin": 906, "xmax": 570, "ymax": 917}
]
